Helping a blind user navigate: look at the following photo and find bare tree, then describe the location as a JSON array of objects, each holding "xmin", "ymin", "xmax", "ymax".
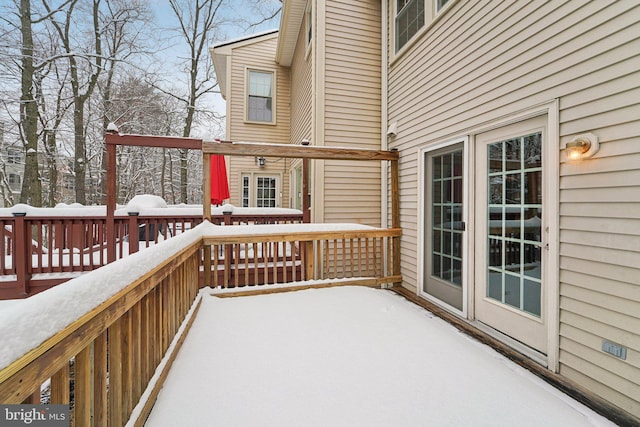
[
  {"xmin": 166, "ymin": 0, "xmax": 224, "ymax": 204},
  {"xmin": 0, "ymin": 0, "xmax": 73, "ymax": 206},
  {"xmin": 42, "ymin": 0, "xmax": 105, "ymax": 205},
  {"xmin": 97, "ymin": 0, "xmax": 151, "ymax": 203},
  {"xmin": 17, "ymin": 0, "xmax": 42, "ymax": 205},
  {"xmin": 243, "ymin": 0, "xmax": 282, "ymax": 31},
  {"xmin": 103, "ymin": 77, "xmax": 184, "ymax": 203}
]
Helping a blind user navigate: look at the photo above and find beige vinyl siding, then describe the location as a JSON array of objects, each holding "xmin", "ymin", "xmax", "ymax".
[
  {"xmin": 290, "ymin": 17, "xmax": 313, "ymax": 146},
  {"xmin": 323, "ymin": 0, "xmax": 382, "ymax": 226},
  {"xmin": 227, "ymin": 37, "xmax": 291, "ymax": 207},
  {"xmin": 387, "ymin": 0, "xmax": 640, "ymax": 417}
]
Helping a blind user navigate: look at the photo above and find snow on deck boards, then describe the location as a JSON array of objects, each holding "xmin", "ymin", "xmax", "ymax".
[{"xmin": 144, "ymin": 287, "xmax": 614, "ymax": 427}]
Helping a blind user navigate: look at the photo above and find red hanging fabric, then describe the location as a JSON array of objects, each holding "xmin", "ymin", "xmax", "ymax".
[{"xmin": 210, "ymin": 154, "xmax": 230, "ymax": 205}]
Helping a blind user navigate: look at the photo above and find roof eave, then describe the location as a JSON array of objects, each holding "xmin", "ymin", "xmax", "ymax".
[{"xmin": 275, "ymin": 0, "xmax": 306, "ymax": 66}]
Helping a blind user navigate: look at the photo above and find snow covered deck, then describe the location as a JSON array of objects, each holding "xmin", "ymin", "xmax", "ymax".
[{"xmin": 144, "ymin": 287, "xmax": 614, "ymax": 427}]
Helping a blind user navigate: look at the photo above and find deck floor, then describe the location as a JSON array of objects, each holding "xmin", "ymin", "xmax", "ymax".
[{"xmin": 145, "ymin": 286, "xmax": 614, "ymax": 427}]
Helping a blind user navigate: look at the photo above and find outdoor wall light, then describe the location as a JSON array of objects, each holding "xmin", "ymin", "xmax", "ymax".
[
  {"xmin": 256, "ymin": 156, "xmax": 266, "ymax": 167},
  {"xmin": 566, "ymin": 133, "xmax": 599, "ymax": 160}
]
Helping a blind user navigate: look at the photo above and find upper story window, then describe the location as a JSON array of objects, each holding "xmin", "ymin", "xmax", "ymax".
[
  {"xmin": 395, "ymin": 0, "xmax": 425, "ymax": 52},
  {"xmin": 246, "ymin": 69, "xmax": 275, "ymax": 124},
  {"xmin": 8, "ymin": 173, "xmax": 20, "ymax": 191},
  {"xmin": 7, "ymin": 149, "xmax": 20, "ymax": 164},
  {"xmin": 394, "ymin": 0, "xmax": 453, "ymax": 54}
]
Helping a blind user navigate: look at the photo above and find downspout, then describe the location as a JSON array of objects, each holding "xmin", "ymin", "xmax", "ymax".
[{"xmin": 381, "ymin": 0, "xmax": 389, "ymax": 229}]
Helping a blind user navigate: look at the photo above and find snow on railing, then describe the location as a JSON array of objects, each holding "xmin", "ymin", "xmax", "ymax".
[
  {"xmin": 202, "ymin": 223, "xmax": 402, "ymax": 292},
  {"xmin": 0, "ymin": 204, "xmax": 303, "ymax": 299},
  {"xmin": 0, "ymin": 222, "xmax": 208, "ymax": 424}
]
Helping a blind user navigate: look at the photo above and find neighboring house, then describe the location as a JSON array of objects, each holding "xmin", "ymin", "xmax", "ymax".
[
  {"xmin": 210, "ymin": 4, "xmax": 383, "ymax": 225},
  {"xmin": 211, "ymin": 31, "xmax": 293, "ymax": 209},
  {"xmin": 212, "ymin": 0, "xmax": 640, "ymax": 422},
  {"xmin": 0, "ymin": 144, "xmax": 77, "ymax": 207}
]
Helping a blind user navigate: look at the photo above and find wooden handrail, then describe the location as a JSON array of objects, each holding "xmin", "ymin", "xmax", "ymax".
[
  {"xmin": 203, "ymin": 227, "xmax": 402, "ymax": 289},
  {"xmin": 203, "ymin": 227, "xmax": 401, "ymax": 245},
  {"xmin": 0, "ymin": 239, "xmax": 202, "ymax": 426},
  {"xmin": 0, "ymin": 212, "xmax": 304, "ymax": 299}
]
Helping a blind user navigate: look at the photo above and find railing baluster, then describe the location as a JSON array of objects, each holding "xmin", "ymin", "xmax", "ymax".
[
  {"xmin": 94, "ymin": 330, "xmax": 108, "ymax": 426},
  {"xmin": 122, "ymin": 310, "xmax": 134, "ymax": 419},
  {"xmin": 74, "ymin": 343, "xmax": 93, "ymax": 426},
  {"xmin": 213, "ymin": 245, "xmax": 219, "ymax": 288},
  {"xmin": 373, "ymin": 237, "xmax": 378, "ymax": 277},
  {"xmin": 50, "ymin": 363, "xmax": 70, "ymax": 405},
  {"xmin": 253, "ymin": 243, "xmax": 259, "ymax": 285},
  {"xmin": 262, "ymin": 242, "xmax": 269, "ymax": 284},
  {"xmin": 108, "ymin": 319, "xmax": 123, "ymax": 427},
  {"xmin": 387, "ymin": 236, "xmax": 392, "ymax": 278},
  {"xmin": 244, "ymin": 243, "xmax": 249, "ymax": 287},
  {"xmin": 234, "ymin": 244, "xmax": 240, "ymax": 288},
  {"xmin": 282, "ymin": 242, "xmax": 287, "ymax": 284},
  {"xmin": 273, "ymin": 242, "xmax": 279, "ymax": 284},
  {"xmin": 132, "ymin": 302, "xmax": 142, "ymax": 406},
  {"xmin": 323, "ymin": 239, "xmax": 329, "ymax": 280}
]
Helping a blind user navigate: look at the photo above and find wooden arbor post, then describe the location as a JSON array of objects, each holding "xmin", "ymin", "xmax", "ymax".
[{"xmin": 104, "ymin": 131, "xmax": 203, "ymax": 262}]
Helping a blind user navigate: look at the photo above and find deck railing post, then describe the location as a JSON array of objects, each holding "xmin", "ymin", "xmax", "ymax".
[
  {"xmin": 304, "ymin": 241, "xmax": 314, "ymax": 280},
  {"xmin": 302, "ymin": 158, "xmax": 311, "ymax": 223},
  {"xmin": 13, "ymin": 212, "xmax": 30, "ymax": 296},
  {"xmin": 223, "ymin": 209, "xmax": 232, "ymax": 226},
  {"xmin": 222, "ymin": 209, "xmax": 233, "ymax": 287},
  {"xmin": 128, "ymin": 212, "xmax": 140, "ymax": 254}
]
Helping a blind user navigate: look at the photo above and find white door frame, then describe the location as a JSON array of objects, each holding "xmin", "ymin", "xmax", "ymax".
[
  {"xmin": 418, "ymin": 136, "xmax": 470, "ymax": 317},
  {"xmin": 416, "ymin": 100, "xmax": 560, "ymax": 372}
]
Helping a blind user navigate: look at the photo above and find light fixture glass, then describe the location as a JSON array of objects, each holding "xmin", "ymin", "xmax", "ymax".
[
  {"xmin": 566, "ymin": 133, "xmax": 599, "ymax": 160},
  {"xmin": 256, "ymin": 157, "xmax": 266, "ymax": 167}
]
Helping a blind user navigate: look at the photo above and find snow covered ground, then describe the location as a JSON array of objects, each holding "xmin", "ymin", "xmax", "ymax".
[{"xmin": 145, "ymin": 286, "xmax": 615, "ymax": 427}]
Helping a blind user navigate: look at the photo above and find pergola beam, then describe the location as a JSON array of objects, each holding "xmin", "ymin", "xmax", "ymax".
[
  {"xmin": 202, "ymin": 141, "xmax": 399, "ymax": 161},
  {"xmin": 105, "ymin": 133, "xmax": 202, "ymax": 150}
]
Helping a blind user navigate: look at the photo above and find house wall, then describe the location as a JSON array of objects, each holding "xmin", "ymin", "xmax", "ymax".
[
  {"xmin": 290, "ymin": 23, "xmax": 313, "ymax": 146},
  {"xmin": 227, "ymin": 37, "xmax": 292, "ymax": 207},
  {"xmin": 321, "ymin": 0, "xmax": 382, "ymax": 226},
  {"xmin": 387, "ymin": 0, "xmax": 640, "ymax": 418}
]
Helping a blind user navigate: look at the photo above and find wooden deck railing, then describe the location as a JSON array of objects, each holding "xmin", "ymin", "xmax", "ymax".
[
  {"xmin": 0, "ymin": 210, "xmax": 304, "ymax": 299},
  {"xmin": 203, "ymin": 227, "xmax": 403, "ymax": 291},
  {"xmin": 0, "ymin": 223, "xmax": 402, "ymax": 426},
  {"xmin": 0, "ymin": 235, "xmax": 202, "ymax": 426}
]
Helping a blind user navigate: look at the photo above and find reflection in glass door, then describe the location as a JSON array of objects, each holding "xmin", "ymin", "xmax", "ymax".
[
  {"xmin": 424, "ymin": 145, "xmax": 464, "ymax": 311},
  {"xmin": 474, "ymin": 115, "xmax": 547, "ymax": 355},
  {"xmin": 486, "ymin": 133, "xmax": 542, "ymax": 316}
]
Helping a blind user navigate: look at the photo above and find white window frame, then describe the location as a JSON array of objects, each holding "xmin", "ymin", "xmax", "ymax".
[
  {"xmin": 394, "ymin": 0, "xmax": 425, "ymax": 53},
  {"xmin": 418, "ymin": 137, "xmax": 470, "ymax": 317},
  {"xmin": 241, "ymin": 175, "xmax": 250, "ymax": 207},
  {"xmin": 390, "ymin": 0, "xmax": 457, "ymax": 61},
  {"xmin": 245, "ymin": 67, "xmax": 276, "ymax": 125},
  {"xmin": 240, "ymin": 172, "xmax": 281, "ymax": 208},
  {"xmin": 8, "ymin": 173, "xmax": 21, "ymax": 191}
]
